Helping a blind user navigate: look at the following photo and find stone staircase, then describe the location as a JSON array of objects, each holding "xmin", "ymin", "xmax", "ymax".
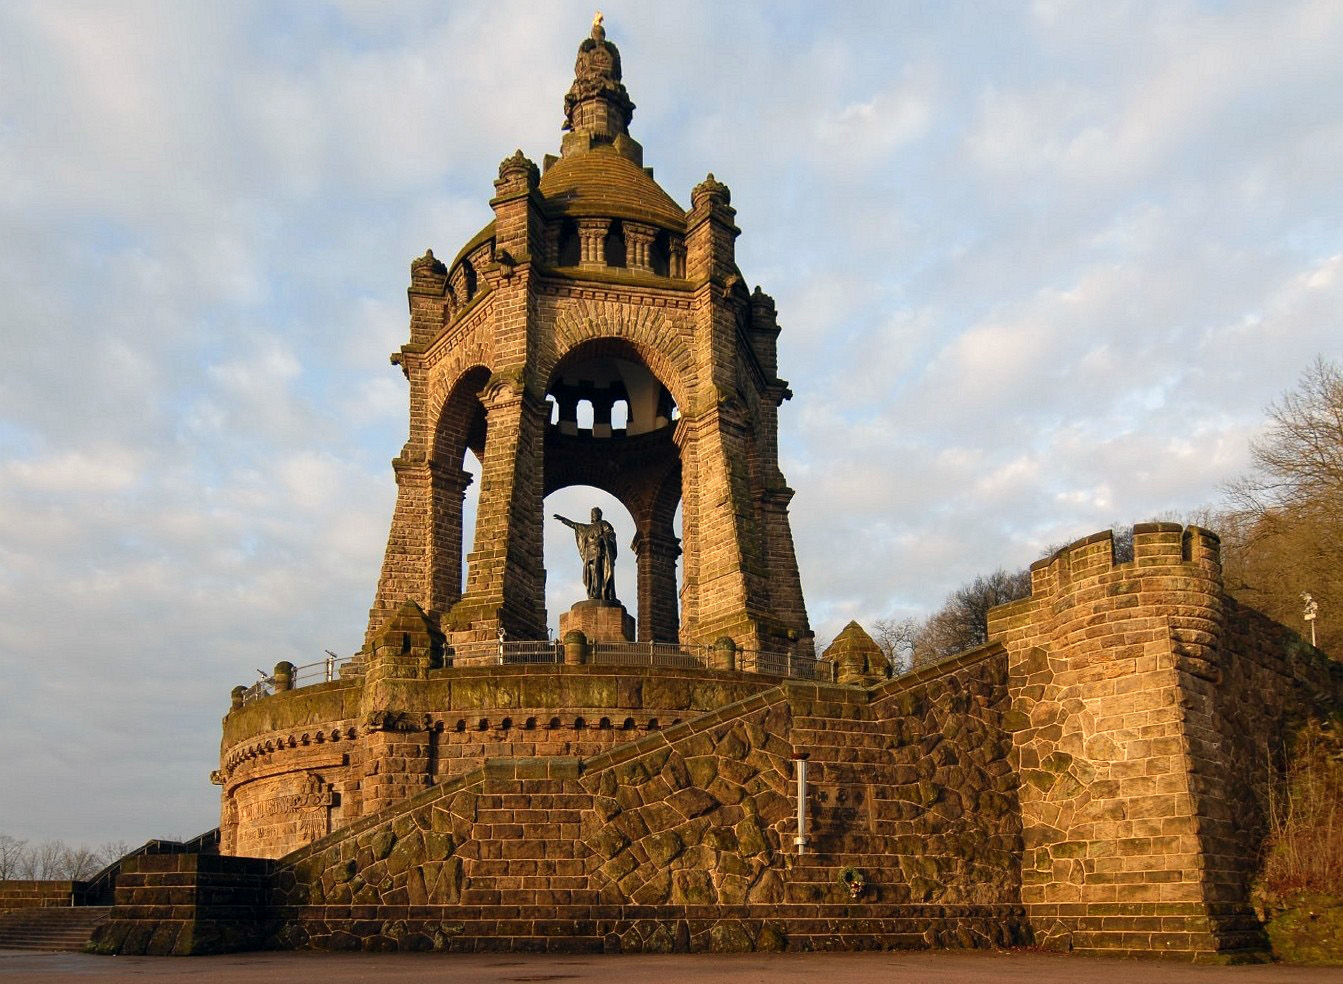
[{"xmin": 0, "ymin": 906, "xmax": 111, "ymax": 951}]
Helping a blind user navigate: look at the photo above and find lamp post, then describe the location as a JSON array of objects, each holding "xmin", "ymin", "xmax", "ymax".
[{"xmin": 1302, "ymin": 593, "xmax": 1319, "ymax": 648}]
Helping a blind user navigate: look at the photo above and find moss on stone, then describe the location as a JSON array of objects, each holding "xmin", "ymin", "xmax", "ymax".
[{"xmin": 1263, "ymin": 895, "xmax": 1343, "ymax": 965}]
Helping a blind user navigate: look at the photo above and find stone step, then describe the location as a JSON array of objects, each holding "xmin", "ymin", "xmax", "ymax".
[{"xmin": 0, "ymin": 906, "xmax": 111, "ymax": 951}]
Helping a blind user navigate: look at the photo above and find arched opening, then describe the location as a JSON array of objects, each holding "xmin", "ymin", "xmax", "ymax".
[
  {"xmin": 650, "ymin": 229, "xmax": 671, "ymax": 277},
  {"xmin": 461, "ymin": 259, "xmax": 478, "ymax": 301},
  {"xmin": 604, "ymin": 219, "xmax": 626, "ymax": 268},
  {"xmin": 557, "ymin": 219, "xmax": 580, "ymax": 267},
  {"xmin": 542, "ymin": 341, "xmax": 684, "ymax": 643},
  {"xmin": 430, "ymin": 366, "xmax": 490, "ymax": 614}
]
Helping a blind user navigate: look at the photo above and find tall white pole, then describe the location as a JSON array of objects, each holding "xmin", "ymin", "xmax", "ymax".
[{"xmin": 793, "ymin": 752, "xmax": 809, "ymax": 854}]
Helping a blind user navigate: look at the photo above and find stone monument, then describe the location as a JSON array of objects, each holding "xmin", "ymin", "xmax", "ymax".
[
  {"xmin": 555, "ymin": 507, "xmax": 635, "ymax": 642},
  {"xmin": 361, "ymin": 12, "xmax": 813, "ymax": 658}
]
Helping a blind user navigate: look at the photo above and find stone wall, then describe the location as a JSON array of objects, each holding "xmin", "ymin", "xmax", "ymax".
[
  {"xmin": 250, "ymin": 651, "xmax": 1026, "ymax": 953},
  {"xmin": 987, "ymin": 523, "xmax": 1343, "ymax": 960},
  {"xmin": 0, "ymin": 880, "xmax": 83, "ymax": 911},
  {"xmin": 219, "ymin": 663, "xmax": 779, "ymax": 860},
  {"xmin": 1197, "ymin": 599, "xmax": 1343, "ymax": 912},
  {"xmin": 198, "ymin": 522, "xmax": 1343, "ymax": 959},
  {"xmin": 87, "ymin": 854, "xmax": 273, "ymax": 956}
]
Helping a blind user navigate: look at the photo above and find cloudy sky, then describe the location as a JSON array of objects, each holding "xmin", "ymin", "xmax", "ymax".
[{"xmin": 1, "ymin": 1, "xmax": 1340, "ymax": 846}]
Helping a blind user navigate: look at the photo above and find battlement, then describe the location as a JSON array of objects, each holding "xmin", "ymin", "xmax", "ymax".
[{"xmin": 1006, "ymin": 523, "xmax": 1221, "ymax": 609}]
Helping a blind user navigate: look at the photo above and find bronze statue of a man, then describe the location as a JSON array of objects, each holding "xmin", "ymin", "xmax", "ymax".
[{"xmin": 554, "ymin": 507, "xmax": 618, "ymax": 602}]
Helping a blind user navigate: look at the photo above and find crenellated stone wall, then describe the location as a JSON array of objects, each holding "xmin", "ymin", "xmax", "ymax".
[{"xmin": 988, "ymin": 522, "xmax": 1342, "ymax": 959}]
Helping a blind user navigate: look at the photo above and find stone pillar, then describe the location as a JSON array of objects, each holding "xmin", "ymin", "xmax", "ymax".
[
  {"xmin": 711, "ymin": 636, "xmax": 737, "ymax": 671},
  {"xmin": 577, "ymin": 219, "xmax": 609, "ymax": 269},
  {"xmin": 358, "ymin": 600, "xmax": 444, "ymax": 818},
  {"xmin": 685, "ymin": 174, "xmax": 737, "ymax": 284},
  {"xmin": 625, "ymin": 221, "xmax": 657, "ymax": 272},
  {"xmin": 669, "ymin": 237, "xmax": 686, "ymax": 279},
  {"xmin": 450, "ymin": 376, "xmax": 548, "ymax": 641},
  {"xmin": 591, "ymin": 391, "xmax": 613, "ymax": 438},
  {"xmin": 491, "ymin": 150, "xmax": 542, "ymax": 264},
  {"xmin": 272, "ymin": 661, "xmax": 294, "ymax": 693},
  {"xmin": 632, "ymin": 527, "xmax": 680, "ymax": 643},
  {"xmin": 427, "ymin": 461, "xmax": 473, "ymax": 612},
  {"xmin": 563, "ymin": 629, "xmax": 588, "ymax": 665}
]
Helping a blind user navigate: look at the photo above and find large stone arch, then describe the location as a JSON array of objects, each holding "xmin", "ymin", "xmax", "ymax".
[
  {"xmin": 540, "ymin": 337, "xmax": 683, "ymax": 643},
  {"xmin": 425, "ymin": 365, "xmax": 492, "ymax": 613},
  {"xmin": 545, "ymin": 298, "xmax": 693, "ymax": 413}
]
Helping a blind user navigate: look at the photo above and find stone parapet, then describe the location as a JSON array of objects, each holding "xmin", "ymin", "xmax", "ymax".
[
  {"xmin": 87, "ymin": 854, "xmax": 273, "ymax": 956},
  {"xmin": 987, "ymin": 524, "xmax": 1284, "ymax": 960}
]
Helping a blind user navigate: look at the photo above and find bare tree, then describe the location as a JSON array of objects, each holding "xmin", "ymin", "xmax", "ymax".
[
  {"xmin": 1231, "ymin": 357, "xmax": 1343, "ymax": 515},
  {"xmin": 870, "ymin": 616, "xmax": 920, "ymax": 676},
  {"xmin": 1224, "ymin": 358, "xmax": 1343, "ymax": 655},
  {"xmin": 0, "ymin": 834, "xmax": 28, "ymax": 880},
  {"xmin": 913, "ymin": 568, "xmax": 1031, "ymax": 667},
  {"xmin": 25, "ymin": 840, "xmax": 68, "ymax": 879},
  {"xmin": 96, "ymin": 841, "xmax": 133, "ymax": 868}
]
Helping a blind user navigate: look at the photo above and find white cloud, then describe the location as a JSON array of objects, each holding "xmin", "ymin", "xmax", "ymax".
[{"xmin": 2, "ymin": 0, "xmax": 1341, "ymax": 845}]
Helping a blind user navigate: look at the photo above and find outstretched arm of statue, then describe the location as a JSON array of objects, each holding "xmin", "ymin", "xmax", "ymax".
[{"xmin": 554, "ymin": 514, "xmax": 579, "ymax": 530}]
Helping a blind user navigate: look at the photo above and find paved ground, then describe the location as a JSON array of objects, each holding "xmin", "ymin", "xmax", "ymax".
[{"xmin": 2, "ymin": 949, "xmax": 1342, "ymax": 984}]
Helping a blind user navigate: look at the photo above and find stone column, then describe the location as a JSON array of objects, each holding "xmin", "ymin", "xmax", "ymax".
[
  {"xmin": 428, "ymin": 461, "xmax": 473, "ymax": 612},
  {"xmin": 624, "ymin": 222, "xmax": 657, "ymax": 272},
  {"xmin": 452, "ymin": 376, "xmax": 548, "ymax": 640},
  {"xmin": 632, "ymin": 527, "xmax": 680, "ymax": 643},
  {"xmin": 669, "ymin": 237, "xmax": 687, "ymax": 279},
  {"xmin": 577, "ymin": 219, "xmax": 609, "ymax": 269}
]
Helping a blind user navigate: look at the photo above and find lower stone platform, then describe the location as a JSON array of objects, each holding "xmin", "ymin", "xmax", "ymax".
[{"xmin": 266, "ymin": 901, "xmax": 1031, "ymax": 953}]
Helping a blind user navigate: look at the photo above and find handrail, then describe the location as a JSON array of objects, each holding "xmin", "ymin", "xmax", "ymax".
[
  {"xmin": 234, "ymin": 639, "xmax": 818, "ymax": 704},
  {"xmin": 77, "ymin": 828, "xmax": 220, "ymax": 906}
]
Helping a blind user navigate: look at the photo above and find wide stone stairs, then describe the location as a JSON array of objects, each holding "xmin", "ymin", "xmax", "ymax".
[{"xmin": 0, "ymin": 906, "xmax": 111, "ymax": 951}]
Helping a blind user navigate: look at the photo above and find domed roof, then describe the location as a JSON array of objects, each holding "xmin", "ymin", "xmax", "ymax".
[{"xmin": 539, "ymin": 145, "xmax": 685, "ymax": 229}]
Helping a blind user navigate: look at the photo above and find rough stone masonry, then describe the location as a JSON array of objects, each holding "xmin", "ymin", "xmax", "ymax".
[{"xmin": 84, "ymin": 20, "xmax": 1343, "ymax": 961}]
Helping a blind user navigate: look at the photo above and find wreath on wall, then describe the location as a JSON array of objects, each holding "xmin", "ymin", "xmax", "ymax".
[{"xmin": 837, "ymin": 866, "xmax": 867, "ymax": 899}]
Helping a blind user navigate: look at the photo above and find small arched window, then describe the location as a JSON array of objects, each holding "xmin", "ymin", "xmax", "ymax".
[
  {"xmin": 557, "ymin": 219, "xmax": 580, "ymax": 266},
  {"xmin": 650, "ymin": 230, "xmax": 671, "ymax": 277},
  {"xmin": 604, "ymin": 219, "xmax": 626, "ymax": 268},
  {"xmin": 462, "ymin": 259, "xmax": 478, "ymax": 301}
]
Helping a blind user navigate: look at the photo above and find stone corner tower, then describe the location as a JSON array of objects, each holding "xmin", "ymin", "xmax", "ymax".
[{"xmin": 364, "ymin": 17, "xmax": 813, "ymax": 658}]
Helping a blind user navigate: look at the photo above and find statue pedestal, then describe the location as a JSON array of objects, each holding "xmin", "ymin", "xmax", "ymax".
[{"xmin": 559, "ymin": 600, "xmax": 635, "ymax": 643}]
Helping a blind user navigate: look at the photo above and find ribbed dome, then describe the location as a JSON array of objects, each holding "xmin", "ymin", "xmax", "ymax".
[{"xmin": 540, "ymin": 145, "xmax": 685, "ymax": 229}]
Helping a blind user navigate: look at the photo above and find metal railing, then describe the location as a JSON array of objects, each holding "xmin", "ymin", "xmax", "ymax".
[
  {"xmin": 499, "ymin": 640, "xmax": 564, "ymax": 664},
  {"xmin": 738, "ymin": 649, "xmax": 825, "ymax": 680},
  {"xmin": 292, "ymin": 652, "xmax": 361, "ymax": 687},
  {"xmin": 240, "ymin": 672, "xmax": 273, "ymax": 705},
  {"xmin": 236, "ymin": 639, "xmax": 819, "ymax": 705},
  {"xmin": 588, "ymin": 641, "xmax": 707, "ymax": 669}
]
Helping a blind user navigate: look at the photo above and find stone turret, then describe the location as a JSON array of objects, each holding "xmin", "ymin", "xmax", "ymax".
[{"xmin": 562, "ymin": 13, "xmax": 640, "ymax": 163}]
